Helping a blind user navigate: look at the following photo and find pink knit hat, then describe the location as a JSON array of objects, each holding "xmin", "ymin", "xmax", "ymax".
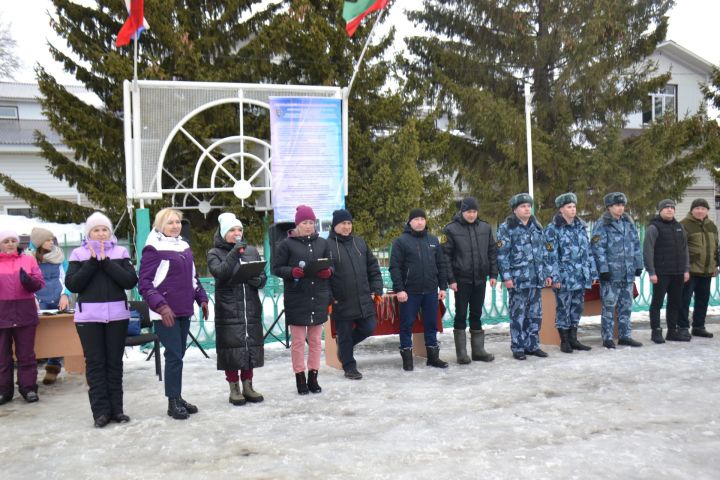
[
  {"xmin": 294, "ymin": 205, "xmax": 316, "ymax": 226},
  {"xmin": 0, "ymin": 230, "xmax": 20, "ymax": 244}
]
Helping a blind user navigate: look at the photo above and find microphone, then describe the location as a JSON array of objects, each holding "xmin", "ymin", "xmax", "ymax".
[
  {"xmin": 294, "ymin": 260, "xmax": 306, "ymax": 284},
  {"xmin": 235, "ymin": 237, "xmax": 247, "ymax": 254}
]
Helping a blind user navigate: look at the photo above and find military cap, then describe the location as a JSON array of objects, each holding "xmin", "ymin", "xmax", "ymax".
[
  {"xmin": 555, "ymin": 192, "xmax": 577, "ymax": 209},
  {"xmin": 603, "ymin": 192, "xmax": 627, "ymax": 208},
  {"xmin": 509, "ymin": 193, "xmax": 533, "ymax": 210}
]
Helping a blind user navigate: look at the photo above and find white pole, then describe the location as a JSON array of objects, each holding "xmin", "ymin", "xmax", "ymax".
[
  {"xmin": 133, "ymin": 35, "xmax": 138, "ymax": 82},
  {"xmin": 347, "ymin": 7, "xmax": 388, "ymax": 95},
  {"xmin": 524, "ymin": 82, "xmax": 534, "ymax": 199}
]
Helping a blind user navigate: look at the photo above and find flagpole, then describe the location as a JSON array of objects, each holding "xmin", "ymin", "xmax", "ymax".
[
  {"xmin": 524, "ymin": 82, "xmax": 534, "ymax": 201},
  {"xmin": 347, "ymin": 7, "xmax": 388, "ymax": 95},
  {"xmin": 133, "ymin": 35, "xmax": 138, "ymax": 83}
]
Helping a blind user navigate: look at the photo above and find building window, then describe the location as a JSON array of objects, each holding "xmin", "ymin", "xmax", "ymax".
[
  {"xmin": 6, "ymin": 207, "xmax": 35, "ymax": 217},
  {"xmin": 0, "ymin": 105, "xmax": 19, "ymax": 120},
  {"xmin": 642, "ymin": 85, "xmax": 677, "ymax": 124}
]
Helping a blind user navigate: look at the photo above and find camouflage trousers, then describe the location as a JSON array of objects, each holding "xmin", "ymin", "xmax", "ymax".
[
  {"xmin": 554, "ymin": 289, "xmax": 585, "ymax": 329},
  {"xmin": 508, "ymin": 288, "xmax": 542, "ymax": 353},
  {"xmin": 600, "ymin": 281, "xmax": 634, "ymax": 341}
]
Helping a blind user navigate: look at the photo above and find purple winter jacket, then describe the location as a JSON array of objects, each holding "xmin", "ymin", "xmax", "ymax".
[
  {"xmin": 138, "ymin": 230, "xmax": 208, "ymax": 318},
  {"xmin": 65, "ymin": 239, "xmax": 138, "ymax": 323}
]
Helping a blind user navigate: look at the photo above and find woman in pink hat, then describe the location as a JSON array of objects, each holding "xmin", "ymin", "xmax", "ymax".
[
  {"xmin": 271, "ymin": 205, "xmax": 333, "ymax": 395},
  {"xmin": 0, "ymin": 230, "xmax": 45, "ymax": 405}
]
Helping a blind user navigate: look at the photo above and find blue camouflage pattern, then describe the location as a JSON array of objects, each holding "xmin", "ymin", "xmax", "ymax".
[
  {"xmin": 497, "ymin": 215, "xmax": 553, "ymax": 288},
  {"xmin": 508, "ymin": 288, "xmax": 542, "ymax": 353},
  {"xmin": 591, "ymin": 211, "xmax": 642, "ymax": 282},
  {"xmin": 600, "ymin": 282, "xmax": 634, "ymax": 340},
  {"xmin": 554, "ymin": 289, "xmax": 585, "ymax": 329},
  {"xmin": 544, "ymin": 213, "xmax": 597, "ymax": 291}
]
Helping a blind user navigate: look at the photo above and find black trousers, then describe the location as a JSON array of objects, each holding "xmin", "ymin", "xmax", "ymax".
[
  {"xmin": 649, "ymin": 274, "xmax": 684, "ymax": 331},
  {"xmin": 679, "ymin": 275, "xmax": 712, "ymax": 329},
  {"xmin": 75, "ymin": 320, "xmax": 128, "ymax": 419},
  {"xmin": 334, "ymin": 314, "xmax": 376, "ymax": 372},
  {"xmin": 453, "ymin": 282, "xmax": 487, "ymax": 330}
]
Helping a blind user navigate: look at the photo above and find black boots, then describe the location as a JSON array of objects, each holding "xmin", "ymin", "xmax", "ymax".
[
  {"xmin": 651, "ymin": 328, "xmax": 665, "ymax": 344},
  {"xmin": 295, "ymin": 372, "xmax": 309, "ymax": 395},
  {"xmin": 453, "ymin": 329, "xmax": 472, "ymax": 364},
  {"xmin": 513, "ymin": 351, "xmax": 527, "ymax": 360},
  {"xmin": 426, "ymin": 346, "xmax": 449, "ymax": 368},
  {"xmin": 618, "ymin": 337, "xmax": 642, "ymax": 347},
  {"xmin": 525, "ymin": 348, "xmax": 548, "ymax": 357},
  {"xmin": 666, "ymin": 329, "xmax": 690, "ymax": 342},
  {"xmin": 400, "ymin": 348, "xmax": 414, "ymax": 371},
  {"xmin": 568, "ymin": 327, "xmax": 592, "ymax": 351},
  {"xmin": 307, "ymin": 370, "xmax": 322, "ymax": 393},
  {"xmin": 558, "ymin": 329, "xmax": 573, "ymax": 353},
  {"xmin": 677, "ymin": 328, "xmax": 692, "ymax": 341},
  {"xmin": 603, "ymin": 339, "xmax": 616, "ymax": 349},
  {"xmin": 692, "ymin": 326, "xmax": 714, "ymax": 338},
  {"xmin": 167, "ymin": 398, "xmax": 189, "ymax": 420},
  {"xmin": 22, "ymin": 391, "xmax": 39, "ymax": 403},
  {"xmin": 470, "ymin": 329, "xmax": 495, "ymax": 362},
  {"xmin": 94, "ymin": 415, "xmax": 111, "ymax": 428}
]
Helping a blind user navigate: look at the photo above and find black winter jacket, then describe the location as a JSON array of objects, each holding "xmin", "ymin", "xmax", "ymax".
[
  {"xmin": 271, "ymin": 231, "xmax": 331, "ymax": 326},
  {"xmin": 442, "ymin": 213, "xmax": 498, "ymax": 285},
  {"xmin": 207, "ymin": 232, "xmax": 267, "ymax": 370},
  {"xmin": 327, "ymin": 230, "xmax": 383, "ymax": 321},
  {"xmin": 389, "ymin": 225, "xmax": 448, "ymax": 294}
]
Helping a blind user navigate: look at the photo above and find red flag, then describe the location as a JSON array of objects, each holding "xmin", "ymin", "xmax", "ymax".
[
  {"xmin": 343, "ymin": 0, "xmax": 389, "ymax": 37},
  {"xmin": 116, "ymin": 0, "xmax": 146, "ymax": 47}
]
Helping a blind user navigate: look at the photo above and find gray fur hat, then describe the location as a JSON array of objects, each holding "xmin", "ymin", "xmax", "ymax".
[
  {"xmin": 603, "ymin": 192, "xmax": 627, "ymax": 208},
  {"xmin": 509, "ymin": 193, "xmax": 533, "ymax": 210},
  {"xmin": 555, "ymin": 192, "xmax": 577, "ymax": 209}
]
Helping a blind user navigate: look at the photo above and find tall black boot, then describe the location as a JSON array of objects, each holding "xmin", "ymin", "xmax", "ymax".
[
  {"xmin": 426, "ymin": 346, "xmax": 449, "ymax": 368},
  {"xmin": 167, "ymin": 398, "xmax": 189, "ymax": 420},
  {"xmin": 295, "ymin": 372, "xmax": 309, "ymax": 395},
  {"xmin": 307, "ymin": 369, "xmax": 322, "ymax": 394},
  {"xmin": 469, "ymin": 329, "xmax": 495, "ymax": 362},
  {"xmin": 569, "ymin": 327, "xmax": 592, "ymax": 351},
  {"xmin": 651, "ymin": 328, "xmax": 665, "ymax": 344},
  {"xmin": 453, "ymin": 329, "xmax": 471, "ymax": 364},
  {"xmin": 400, "ymin": 348, "xmax": 414, "ymax": 371},
  {"xmin": 558, "ymin": 329, "xmax": 573, "ymax": 353}
]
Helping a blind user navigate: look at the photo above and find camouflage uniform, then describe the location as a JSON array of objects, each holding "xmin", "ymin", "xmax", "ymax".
[
  {"xmin": 544, "ymin": 213, "xmax": 597, "ymax": 329},
  {"xmin": 497, "ymin": 215, "xmax": 553, "ymax": 353},
  {"xmin": 591, "ymin": 211, "xmax": 642, "ymax": 341}
]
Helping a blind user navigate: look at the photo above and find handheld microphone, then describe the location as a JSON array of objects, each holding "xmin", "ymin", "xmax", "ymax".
[
  {"xmin": 295, "ymin": 260, "xmax": 306, "ymax": 284},
  {"xmin": 235, "ymin": 237, "xmax": 247, "ymax": 254}
]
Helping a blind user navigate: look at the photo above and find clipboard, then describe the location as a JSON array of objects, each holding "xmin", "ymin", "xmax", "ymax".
[
  {"xmin": 237, "ymin": 261, "xmax": 266, "ymax": 282},
  {"xmin": 304, "ymin": 258, "xmax": 333, "ymax": 276}
]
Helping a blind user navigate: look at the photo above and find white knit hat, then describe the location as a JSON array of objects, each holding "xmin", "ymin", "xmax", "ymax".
[
  {"xmin": 0, "ymin": 230, "xmax": 19, "ymax": 244},
  {"xmin": 85, "ymin": 212, "xmax": 113, "ymax": 237},
  {"xmin": 218, "ymin": 212, "xmax": 243, "ymax": 239}
]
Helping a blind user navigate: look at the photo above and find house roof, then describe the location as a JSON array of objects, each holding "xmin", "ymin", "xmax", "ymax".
[
  {"xmin": 656, "ymin": 40, "xmax": 716, "ymax": 77},
  {"xmin": 0, "ymin": 81, "xmax": 90, "ymax": 101},
  {"xmin": 0, "ymin": 119, "xmax": 64, "ymax": 146}
]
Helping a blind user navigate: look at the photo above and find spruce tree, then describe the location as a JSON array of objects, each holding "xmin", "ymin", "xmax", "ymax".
[{"xmin": 405, "ymin": 0, "xmax": 720, "ymax": 223}]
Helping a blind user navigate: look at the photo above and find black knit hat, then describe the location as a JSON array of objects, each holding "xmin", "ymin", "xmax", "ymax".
[
  {"xmin": 460, "ymin": 196, "xmax": 479, "ymax": 212},
  {"xmin": 408, "ymin": 208, "xmax": 427, "ymax": 223},
  {"xmin": 690, "ymin": 198, "xmax": 710, "ymax": 210},
  {"xmin": 603, "ymin": 192, "xmax": 627, "ymax": 208},
  {"xmin": 509, "ymin": 193, "xmax": 533, "ymax": 210},
  {"xmin": 657, "ymin": 199, "xmax": 676, "ymax": 211},
  {"xmin": 331, "ymin": 209, "xmax": 353, "ymax": 228},
  {"xmin": 554, "ymin": 192, "xmax": 577, "ymax": 209}
]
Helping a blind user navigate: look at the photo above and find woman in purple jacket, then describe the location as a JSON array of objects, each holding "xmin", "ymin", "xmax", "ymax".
[
  {"xmin": 139, "ymin": 208, "xmax": 208, "ymax": 420},
  {"xmin": 0, "ymin": 230, "xmax": 45, "ymax": 405},
  {"xmin": 65, "ymin": 213, "xmax": 138, "ymax": 427}
]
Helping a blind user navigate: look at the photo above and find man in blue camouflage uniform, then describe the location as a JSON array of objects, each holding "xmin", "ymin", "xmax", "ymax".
[
  {"xmin": 497, "ymin": 194, "xmax": 553, "ymax": 360},
  {"xmin": 591, "ymin": 192, "xmax": 643, "ymax": 349},
  {"xmin": 544, "ymin": 193, "xmax": 597, "ymax": 353}
]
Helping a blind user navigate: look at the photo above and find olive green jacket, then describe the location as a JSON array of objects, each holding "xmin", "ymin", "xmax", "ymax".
[{"xmin": 680, "ymin": 213, "xmax": 719, "ymax": 277}]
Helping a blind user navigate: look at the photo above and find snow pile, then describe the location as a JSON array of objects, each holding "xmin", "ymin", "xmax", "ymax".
[{"xmin": 0, "ymin": 214, "xmax": 85, "ymax": 244}]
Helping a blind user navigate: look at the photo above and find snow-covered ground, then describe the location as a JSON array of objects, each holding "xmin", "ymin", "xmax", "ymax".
[{"xmin": 3, "ymin": 317, "xmax": 720, "ymax": 480}]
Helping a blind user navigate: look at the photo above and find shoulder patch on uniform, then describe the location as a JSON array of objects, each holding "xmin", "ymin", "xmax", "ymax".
[
  {"xmin": 591, "ymin": 235, "xmax": 601, "ymax": 243},
  {"xmin": 497, "ymin": 240, "xmax": 503, "ymax": 248},
  {"xmin": 546, "ymin": 242, "xmax": 554, "ymax": 252}
]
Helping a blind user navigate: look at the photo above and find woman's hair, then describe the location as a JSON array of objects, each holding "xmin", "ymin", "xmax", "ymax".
[
  {"xmin": 34, "ymin": 246, "xmax": 50, "ymax": 263},
  {"xmin": 153, "ymin": 208, "xmax": 183, "ymax": 231}
]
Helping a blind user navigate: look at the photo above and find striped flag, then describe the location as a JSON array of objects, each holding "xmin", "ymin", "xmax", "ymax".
[
  {"xmin": 343, "ymin": 0, "xmax": 389, "ymax": 37},
  {"xmin": 116, "ymin": 0, "xmax": 149, "ymax": 47}
]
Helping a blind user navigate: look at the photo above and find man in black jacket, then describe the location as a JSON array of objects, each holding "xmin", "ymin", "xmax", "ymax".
[
  {"xmin": 328, "ymin": 209, "xmax": 384, "ymax": 380},
  {"xmin": 389, "ymin": 208, "xmax": 449, "ymax": 371},
  {"xmin": 442, "ymin": 197, "xmax": 497, "ymax": 364}
]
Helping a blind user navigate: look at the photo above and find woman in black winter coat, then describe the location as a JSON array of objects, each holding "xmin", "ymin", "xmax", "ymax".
[
  {"xmin": 207, "ymin": 213, "xmax": 267, "ymax": 405},
  {"xmin": 271, "ymin": 205, "xmax": 332, "ymax": 395}
]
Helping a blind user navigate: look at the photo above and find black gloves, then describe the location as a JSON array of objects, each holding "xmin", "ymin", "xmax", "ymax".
[
  {"xmin": 599, "ymin": 272, "xmax": 612, "ymax": 282},
  {"xmin": 635, "ymin": 269, "xmax": 643, "ymax": 277},
  {"xmin": 247, "ymin": 276, "xmax": 263, "ymax": 288},
  {"xmin": 19, "ymin": 267, "xmax": 43, "ymax": 293}
]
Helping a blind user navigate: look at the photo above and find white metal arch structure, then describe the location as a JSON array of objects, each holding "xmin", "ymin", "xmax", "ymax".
[{"xmin": 123, "ymin": 80, "xmax": 346, "ymax": 211}]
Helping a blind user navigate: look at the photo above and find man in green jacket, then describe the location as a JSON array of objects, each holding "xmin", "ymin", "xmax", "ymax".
[{"xmin": 679, "ymin": 198, "xmax": 718, "ymax": 338}]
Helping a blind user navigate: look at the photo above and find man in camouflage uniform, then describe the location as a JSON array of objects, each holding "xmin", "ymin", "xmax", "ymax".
[
  {"xmin": 544, "ymin": 192, "xmax": 597, "ymax": 353},
  {"xmin": 497, "ymin": 193, "xmax": 553, "ymax": 360},
  {"xmin": 591, "ymin": 192, "xmax": 643, "ymax": 349}
]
